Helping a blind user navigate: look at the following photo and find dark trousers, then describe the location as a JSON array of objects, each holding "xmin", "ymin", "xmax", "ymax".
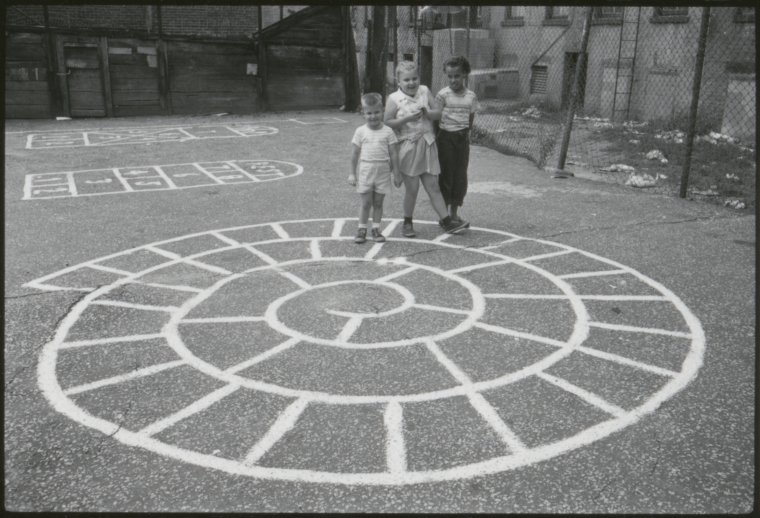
[{"xmin": 437, "ymin": 128, "xmax": 469, "ymax": 207}]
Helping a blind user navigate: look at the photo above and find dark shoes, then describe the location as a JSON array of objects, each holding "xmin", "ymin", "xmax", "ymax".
[
  {"xmin": 402, "ymin": 222, "xmax": 416, "ymax": 238},
  {"xmin": 354, "ymin": 228, "xmax": 367, "ymax": 244},
  {"xmin": 371, "ymin": 228, "xmax": 386, "ymax": 242},
  {"xmin": 441, "ymin": 217, "xmax": 470, "ymax": 234}
]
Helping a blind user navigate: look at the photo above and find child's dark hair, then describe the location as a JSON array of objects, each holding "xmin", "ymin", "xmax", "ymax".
[
  {"xmin": 443, "ymin": 55, "xmax": 471, "ymax": 75},
  {"xmin": 361, "ymin": 92, "xmax": 383, "ymax": 108}
]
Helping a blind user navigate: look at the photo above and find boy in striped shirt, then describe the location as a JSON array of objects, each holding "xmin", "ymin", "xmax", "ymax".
[
  {"xmin": 348, "ymin": 93, "xmax": 402, "ymax": 243},
  {"xmin": 435, "ymin": 56, "xmax": 481, "ymax": 224}
]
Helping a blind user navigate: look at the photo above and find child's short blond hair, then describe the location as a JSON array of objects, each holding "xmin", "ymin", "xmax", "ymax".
[
  {"xmin": 395, "ymin": 60, "xmax": 418, "ymax": 78},
  {"xmin": 361, "ymin": 92, "xmax": 383, "ymax": 109}
]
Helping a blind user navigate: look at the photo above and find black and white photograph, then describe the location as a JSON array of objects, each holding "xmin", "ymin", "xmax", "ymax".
[{"xmin": 4, "ymin": 2, "xmax": 755, "ymax": 513}]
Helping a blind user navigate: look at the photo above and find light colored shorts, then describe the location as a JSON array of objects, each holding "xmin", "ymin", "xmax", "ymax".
[{"xmin": 357, "ymin": 161, "xmax": 391, "ymax": 195}]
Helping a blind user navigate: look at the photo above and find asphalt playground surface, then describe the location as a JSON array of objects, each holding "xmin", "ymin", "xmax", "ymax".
[{"xmin": 4, "ymin": 110, "xmax": 755, "ymax": 513}]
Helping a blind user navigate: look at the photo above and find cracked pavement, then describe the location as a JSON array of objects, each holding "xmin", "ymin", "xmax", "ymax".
[{"xmin": 4, "ymin": 111, "xmax": 755, "ymax": 512}]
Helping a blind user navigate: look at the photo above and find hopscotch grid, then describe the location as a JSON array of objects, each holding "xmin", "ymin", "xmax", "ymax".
[
  {"xmin": 181, "ymin": 316, "xmax": 265, "ymax": 324},
  {"xmin": 535, "ymin": 371, "xmax": 627, "ymax": 418},
  {"xmin": 112, "ymin": 168, "xmax": 134, "ymax": 191},
  {"xmin": 87, "ymin": 263, "xmax": 134, "ymax": 276},
  {"xmin": 414, "ymin": 303, "xmax": 470, "ymax": 315},
  {"xmin": 449, "ymin": 259, "xmax": 513, "ymax": 274},
  {"xmin": 336, "ymin": 316, "xmax": 364, "ymax": 342},
  {"xmin": 242, "ymin": 398, "xmax": 310, "ymax": 466},
  {"xmin": 475, "ymin": 322, "xmax": 567, "ymax": 348},
  {"xmin": 521, "ymin": 249, "xmax": 575, "ymax": 262},
  {"xmin": 60, "ymin": 333, "xmax": 166, "ymax": 350},
  {"xmin": 220, "ymin": 160, "xmax": 263, "ymax": 182},
  {"xmin": 589, "ymin": 321, "xmax": 692, "ymax": 338},
  {"xmin": 243, "ymin": 245, "xmax": 279, "ymax": 266},
  {"xmin": 559, "ymin": 269, "xmax": 628, "ymax": 279},
  {"xmin": 485, "ymin": 293, "xmax": 568, "ymax": 300},
  {"xmin": 91, "ymin": 300, "xmax": 178, "ymax": 312},
  {"xmin": 310, "ymin": 239, "xmax": 322, "ymax": 259},
  {"xmin": 226, "ymin": 338, "xmax": 301, "ymax": 374},
  {"xmin": 375, "ymin": 265, "xmax": 417, "ymax": 283},
  {"xmin": 384, "ymin": 401, "xmax": 407, "ymax": 473},
  {"xmin": 331, "ymin": 219, "xmax": 346, "ymax": 238},
  {"xmin": 63, "ymin": 359, "xmax": 186, "ymax": 395},
  {"xmin": 153, "ymin": 166, "xmax": 178, "ymax": 189},
  {"xmin": 576, "ymin": 345, "xmax": 679, "ymax": 377},
  {"xmin": 270, "ymin": 223, "xmax": 290, "ymax": 239}
]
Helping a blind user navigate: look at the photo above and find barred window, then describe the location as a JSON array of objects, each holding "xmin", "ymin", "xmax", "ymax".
[
  {"xmin": 734, "ymin": 7, "xmax": 754, "ymax": 23},
  {"xmin": 504, "ymin": 6, "xmax": 524, "ymax": 20},
  {"xmin": 546, "ymin": 6, "xmax": 570, "ymax": 20},
  {"xmin": 654, "ymin": 6, "xmax": 688, "ymax": 17},
  {"xmin": 530, "ymin": 65, "xmax": 548, "ymax": 94},
  {"xmin": 593, "ymin": 6, "xmax": 623, "ymax": 20}
]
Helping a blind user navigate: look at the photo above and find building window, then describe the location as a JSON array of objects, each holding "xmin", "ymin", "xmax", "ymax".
[
  {"xmin": 651, "ymin": 6, "xmax": 690, "ymax": 24},
  {"xmin": 530, "ymin": 65, "xmax": 548, "ymax": 94},
  {"xmin": 502, "ymin": 6, "xmax": 525, "ymax": 27},
  {"xmin": 544, "ymin": 6, "xmax": 571, "ymax": 26},
  {"xmin": 403, "ymin": 53, "xmax": 414, "ymax": 61},
  {"xmin": 593, "ymin": 6, "xmax": 623, "ymax": 23},
  {"xmin": 734, "ymin": 7, "xmax": 754, "ymax": 23}
]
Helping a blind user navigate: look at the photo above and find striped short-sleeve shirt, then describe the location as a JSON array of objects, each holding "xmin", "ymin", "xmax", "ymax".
[
  {"xmin": 351, "ymin": 124, "xmax": 398, "ymax": 162},
  {"xmin": 435, "ymin": 87, "xmax": 481, "ymax": 132}
]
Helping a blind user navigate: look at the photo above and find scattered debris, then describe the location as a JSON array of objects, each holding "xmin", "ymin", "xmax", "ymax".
[
  {"xmin": 625, "ymin": 173, "xmax": 657, "ymax": 188},
  {"xmin": 709, "ymin": 131, "xmax": 737, "ymax": 144},
  {"xmin": 623, "ymin": 120, "xmax": 648, "ymax": 129},
  {"xmin": 593, "ymin": 121, "xmax": 614, "ymax": 129},
  {"xmin": 629, "ymin": 139, "xmax": 640, "ymax": 144},
  {"xmin": 691, "ymin": 186, "xmax": 720, "ymax": 196},
  {"xmin": 522, "ymin": 106, "xmax": 542, "ymax": 118},
  {"xmin": 724, "ymin": 199, "xmax": 746, "ymax": 209},
  {"xmin": 655, "ymin": 130, "xmax": 685, "ymax": 143},
  {"xmin": 726, "ymin": 173, "xmax": 740, "ymax": 181},
  {"xmin": 567, "ymin": 160, "xmax": 588, "ymax": 167},
  {"xmin": 645, "ymin": 149, "xmax": 669, "ymax": 164},
  {"xmin": 600, "ymin": 163, "xmax": 636, "ymax": 173}
]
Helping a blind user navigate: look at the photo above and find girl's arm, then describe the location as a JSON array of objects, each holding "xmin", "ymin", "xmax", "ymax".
[
  {"xmin": 469, "ymin": 112, "xmax": 475, "ymax": 130},
  {"xmin": 384, "ymin": 96, "xmax": 421, "ymax": 129},
  {"xmin": 348, "ymin": 144, "xmax": 360, "ymax": 185},
  {"xmin": 423, "ymin": 91, "xmax": 443, "ymax": 121}
]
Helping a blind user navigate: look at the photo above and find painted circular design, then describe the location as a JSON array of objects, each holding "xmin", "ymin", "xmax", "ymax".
[{"xmin": 32, "ymin": 219, "xmax": 704, "ymax": 485}]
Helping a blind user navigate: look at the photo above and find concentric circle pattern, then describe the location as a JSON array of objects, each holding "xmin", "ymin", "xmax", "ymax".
[{"xmin": 32, "ymin": 219, "xmax": 704, "ymax": 485}]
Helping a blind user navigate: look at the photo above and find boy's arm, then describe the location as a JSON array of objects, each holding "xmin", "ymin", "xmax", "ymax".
[{"xmin": 348, "ymin": 144, "xmax": 360, "ymax": 185}]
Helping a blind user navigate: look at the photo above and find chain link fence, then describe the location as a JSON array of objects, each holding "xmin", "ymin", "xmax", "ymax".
[{"xmin": 351, "ymin": 5, "xmax": 756, "ymax": 209}]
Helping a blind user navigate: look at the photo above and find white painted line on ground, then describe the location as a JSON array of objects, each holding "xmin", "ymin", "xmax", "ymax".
[
  {"xmin": 242, "ymin": 397, "xmax": 310, "ymax": 466},
  {"xmin": 381, "ymin": 219, "xmax": 401, "ymax": 236},
  {"xmin": 112, "ymin": 168, "xmax": 135, "ymax": 191},
  {"xmin": 414, "ymin": 303, "xmax": 470, "ymax": 315},
  {"xmin": 332, "ymin": 219, "xmax": 346, "ymax": 238},
  {"xmin": 226, "ymin": 338, "xmax": 301, "ymax": 374},
  {"xmin": 432, "ymin": 232, "xmax": 453, "ymax": 242},
  {"xmin": 273, "ymin": 268, "xmax": 311, "ymax": 289},
  {"xmin": 589, "ymin": 321, "xmax": 692, "ymax": 338},
  {"xmin": 449, "ymin": 259, "xmax": 513, "ymax": 274},
  {"xmin": 270, "ymin": 223, "xmax": 290, "ymax": 239},
  {"xmin": 558, "ymin": 269, "xmax": 628, "ymax": 279},
  {"xmin": 82, "ymin": 132, "xmax": 91, "ymax": 146},
  {"xmin": 478, "ymin": 237, "xmax": 522, "ymax": 251},
  {"xmin": 576, "ymin": 346, "xmax": 679, "ymax": 377},
  {"xmin": 138, "ymin": 383, "xmax": 240, "ymax": 437},
  {"xmin": 154, "ymin": 166, "xmax": 178, "ymax": 189},
  {"xmin": 243, "ymin": 245, "xmax": 279, "ymax": 266},
  {"xmin": 194, "ymin": 163, "xmax": 227, "ymax": 184},
  {"xmin": 131, "ymin": 281, "xmax": 204, "ymax": 293},
  {"xmin": 183, "ymin": 258, "xmax": 232, "ymax": 276},
  {"xmin": 521, "ymin": 249, "xmax": 574, "ymax": 262},
  {"xmin": 310, "ymin": 239, "xmax": 322, "ymax": 259},
  {"xmin": 87, "ymin": 263, "xmax": 134, "ymax": 276},
  {"xmin": 375, "ymin": 265, "xmax": 417, "ymax": 282},
  {"xmin": 222, "ymin": 161, "xmax": 263, "ymax": 182},
  {"xmin": 210, "ymin": 231, "xmax": 241, "ymax": 247},
  {"xmin": 485, "ymin": 293, "xmax": 568, "ymax": 300},
  {"xmin": 384, "ymin": 401, "xmax": 407, "ymax": 473},
  {"xmin": 181, "ymin": 316, "xmax": 265, "ymax": 324},
  {"xmin": 535, "ymin": 371, "xmax": 627, "ymax": 418},
  {"xmin": 364, "ymin": 242, "xmax": 384, "ymax": 259},
  {"xmin": 579, "ymin": 295, "xmax": 668, "ymax": 301},
  {"xmin": 475, "ymin": 322, "xmax": 567, "ymax": 348},
  {"xmin": 60, "ymin": 333, "xmax": 166, "ymax": 350},
  {"xmin": 336, "ymin": 315, "xmax": 364, "ymax": 342},
  {"xmin": 63, "ymin": 359, "xmax": 186, "ymax": 395},
  {"xmin": 91, "ymin": 300, "xmax": 178, "ymax": 312}
]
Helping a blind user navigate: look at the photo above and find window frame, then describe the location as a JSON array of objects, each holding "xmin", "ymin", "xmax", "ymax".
[
  {"xmin": 501, "ymin": 6, "xmax": 525, "ymax": 27},
  {"xmin": 543, "ymin": 6, "xmax": 571, "ymax": 26},
  {"xmin": 591, "ymin": 6, "xmax": 623, "ymax": 25},
  {"xmin": 734, "ymin": 7, "xmax": 755, "ymax": 23},
  {"xmin": 650, "ymin": 6, "xmax": 690, "ymax": 24}
]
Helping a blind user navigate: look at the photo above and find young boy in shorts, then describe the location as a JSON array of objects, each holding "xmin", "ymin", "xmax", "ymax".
[
  {"xmin": 435, "ymin": 56, "xmax": 481, "ymax": 223},
  {"xmin": 348, "ymin": 92, "xmax": 402, "ymax": 244}
]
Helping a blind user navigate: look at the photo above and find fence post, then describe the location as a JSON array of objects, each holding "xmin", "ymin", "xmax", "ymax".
[
  {"xmin": 679, "ymin": 6, "xmax": 711, "ymax": 198},
  {"xmin": 368, "ymin": 5, "xmax": 387, "ymax": 99},
  {"xmin": 556, "ymin": 6, "xmax": 593, "ymax": 175}
]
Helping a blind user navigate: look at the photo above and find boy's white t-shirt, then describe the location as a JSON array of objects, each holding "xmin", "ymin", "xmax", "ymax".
[
  {"xmin": 351, "ymin": 124, "xmax": 398, "ymax": 162},
  {"xmin": 435, "ymin": 86, "xmax": 480, "ymax": 132}
]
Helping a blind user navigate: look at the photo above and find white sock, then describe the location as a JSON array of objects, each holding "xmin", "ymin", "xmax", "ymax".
[
  {"xmin": 358, "ymin": 223, "xmax": 368, "ymax": 229},
  {"xmin": 372, "ymin": 222, "xmax": 381, "ymax": 229}
]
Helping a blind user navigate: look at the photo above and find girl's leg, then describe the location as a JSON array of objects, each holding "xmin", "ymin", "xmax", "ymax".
[
  {"xmin": 419, "ymin": 173, "xmax": 449, "ymax": 220},
  {"xmin": 402, "ymin": 174, "xmax": 420, "ymax": 218}
]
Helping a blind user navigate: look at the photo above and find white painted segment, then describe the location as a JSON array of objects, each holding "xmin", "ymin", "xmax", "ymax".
[
  {"xmin": 145, "ymin": 245, "xmax": 182, "ymax": 260},
  {"xmin": 24, "ymin": 282, "xmax": 93, "ymax": 293},
  {"xmin": 381, "ymin": 219, "xmax": 401, "ymax": 236},
  {"xmin": 242, "ymin": 398, "xmax": 310, "ymax": 466},
  {"xmin": 112, "ymin": 168, "xmax": 134, "ymax": 191},
  {"xmin": 475, "ymin": 322, "xmax": 567, "ymax": 348},
  {"xmin": 449, "ymin": 259, "xmax": 512, "ymax": 274},
  {"xmin": 467, "ymin": 392, "xmax": 528, "ymax": 454},
  {"xmin": 60, "ymin": 333, "xmax": 165, "ymax": 349},
  {"xmin": 132, "ymin": 281, "xmax": 203, "ymax": 293},
  {"xmin": 521, "ymin": 249, "xmax": 574, "ymax": 262},
  {"xmin": 270, "ymin": 223, "xmax": 290, "ymax": 239},
  {"xmin": 478, "ymin": 237, "xmax": 522, "ymax": 250},
  {"xmin": 183, "ymin": 258, "xmax": 232, "ymax": 275},
  {"xmin": 25, "ymin": 134, "xmax": 33, "ymax": 149},
  {"xmin": 432, "ymin": 232, "xmax": 453, "ymax": 242},
  {"xmin": 364, "ymin": 242, "xmax": 384, "ymax": 259},
  {"xmin": 558, "ymin": 269, "xmax": 628, "ymax": 279},
  {"xmin": 414, "ymin": 303, "xmax": 470, "ymax": 315},
  {"xmin": 67, "ymin": 172, "xmax": 78, "ymax": 196},
  {"xmin": 375, "ymin": 265, "xmax": 417, "ymax": 282},
  {"xmin": 63, "ymin": 359, "xmax": 186, "ymax": 395},
  {"xmin": 224, "ymin": 126, "xmax": 250, "ymax": 137},
  {"xmin": 209, "ymin": 231, "xmax": 241, "ymax": 247},
  {"xmin": 153, "ymin": 166, "xmax": 178, "ymax": 189},
  {"xmin": 138, "ymin": 384, "xmax": 240, "ymax": 436},
  {"xmin": 579, "ymin": 295, "xmax": 668, "ymax": 301},
  {"xmin": 91, "ymin": 300, "xmax": 178, "ymax": 312},
  {"xmin": 336, "ymin": 316, "xmax": 364, "ymax": 342},
  {"xmin": 310, "ymin": 239, "xmax": 322, "ymax": 259},
  {"xmin": 485, "ymin": 293, "xmax": 568, "ymax": 300},
  {"xmin": 226, "ymin": 338, "xmax": 300, "ymax": 374},
  {"xmin": 87, "ymin": 263, "xmax": 133, "ymax": 276},
  {"xmin": 82, "ymin": 132, "xmax": 91, "ymax": 146},
  {"xmin": 576, "ymin": 346, "xmax": 679, "ymax": 377},
  {"xmin": 180, "ymin": 316, "xmax": 265, "ymax": 324},
  {"xmin": 273, "ymin": 268, "xmax": 311, "ymax": 289},
  {"xmin": 535, "ymin": 371, "xmax": 627, "ymax": 418},
  {"xmin": 384, "ymin": 401, "xmax": 407, "ymax": 473},
  {"xmin": 424, "ymin": 340, "xmax": 472, "ymax": 385},
  {"xmin": 331, "ymin": 219, "xmax": 346, "ymax": 237},
  {"xmin": 243, "ymin": 245, "xmax": 278, "ymax": 265},
  {"xmin": 194, "ymin": 163, "xmax": 226, "ymax": 184},
  {"xmin": 589, "ymin": 321, "xmax": 692, "ymax": 338},
  {"xmin": 222, "ymin": 161, "xmax": 262, "ymax": 181}
]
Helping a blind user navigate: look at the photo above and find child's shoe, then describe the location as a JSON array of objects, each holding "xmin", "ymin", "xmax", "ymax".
[
  {"xmin": 354, "ymin": 228, "xmax": 367, "ymax": 244},
  {"xmin": 441, "ymin": 218, "xmax": 470, "ymax": 234},
  {"xmin": 371, "ymin": 228, "xmax": 386, "ymax": 242},
  {"xmin": 402, "ymin": 222, "xmax": 416, "ymax": 237}
]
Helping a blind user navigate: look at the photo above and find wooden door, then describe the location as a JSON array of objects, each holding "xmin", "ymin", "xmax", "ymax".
[{"xmin": 64, "ymin": 43, "xmax": 106, "ymax": 117}]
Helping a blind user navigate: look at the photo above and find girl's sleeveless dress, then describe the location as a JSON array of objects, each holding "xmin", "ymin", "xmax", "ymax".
[{"xmin": 387, "ymin": 85, "xmax": 440, "ymax": 177}]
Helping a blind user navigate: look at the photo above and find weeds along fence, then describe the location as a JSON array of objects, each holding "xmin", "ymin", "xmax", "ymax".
[{"xmin": 350, "ymin": 5, "xmax": 756, "ymax": 208}]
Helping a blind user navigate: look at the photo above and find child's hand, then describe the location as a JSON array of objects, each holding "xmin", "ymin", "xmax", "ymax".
[
  {"xmin": 347, "ymin": 174, "xmax": 357, "ymax": 186},
  {"xmin": 407, "ymin": 111, "xmax": 422, "ymax": 122},
  {"xmin": 393, "ymin": 173, "xmax": 403, "ymax": 188}
]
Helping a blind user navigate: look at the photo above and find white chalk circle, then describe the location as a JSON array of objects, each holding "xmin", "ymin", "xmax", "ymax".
[{"xmin": 31, "ymin": 218, "xmax": 704, "ymax": 485}]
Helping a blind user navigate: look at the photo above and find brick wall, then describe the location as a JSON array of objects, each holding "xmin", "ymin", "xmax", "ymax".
[{"xmin": 160, "ymin": 5, "xmax": 258, "ymax": 38}]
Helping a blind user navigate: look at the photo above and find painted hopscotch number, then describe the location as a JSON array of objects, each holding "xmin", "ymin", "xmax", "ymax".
[
  {"xmin": 23, "ymin": 160, "xmax": 303, "ymax": 200},
  {"xmin": 29, "ymin": 219, "xmax": 705, "ymax": 485},
  {"xmin": 24, "ymin": 117, "xmax": 347, "ymax": 149}
]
